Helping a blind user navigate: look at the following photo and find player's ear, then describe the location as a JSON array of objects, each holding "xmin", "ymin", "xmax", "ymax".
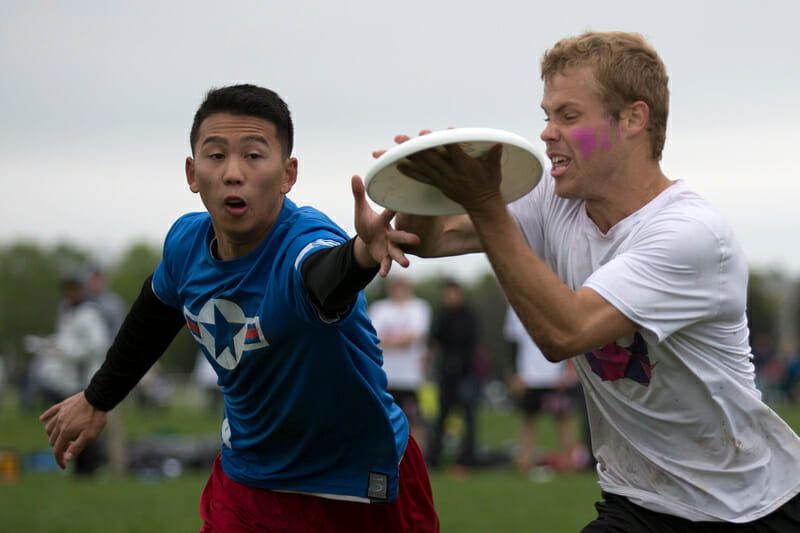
[
  {"xmin": 622, "ymin": 101, "xmax": 649, "ymax": 138},
  {"xmin": 281, "ymin": 157, "xmax": 298, "ymax": 194},
  {"xmin": 186, "ymin": 157, "xmax": 199, "ymax": 193}
]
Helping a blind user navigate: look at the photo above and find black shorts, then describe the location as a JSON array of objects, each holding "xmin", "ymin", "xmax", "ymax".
[
  {"xmin": 582, "ymin": 490, "xmax": 800, "ymax": 532},
  {"xmin": 517, "ymin": 387, "xmax": 572, "ymax": 417}
]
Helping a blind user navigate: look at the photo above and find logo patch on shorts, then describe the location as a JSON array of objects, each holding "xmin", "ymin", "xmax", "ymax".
[{"xmin": 367, "ymin": 472, "xmax": 388, "ymax": 501}]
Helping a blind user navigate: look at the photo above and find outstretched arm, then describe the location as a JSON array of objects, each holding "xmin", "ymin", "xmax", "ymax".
[{"xmin": 300, "ymin": 177, "xmax": 421, "ymax": 319}]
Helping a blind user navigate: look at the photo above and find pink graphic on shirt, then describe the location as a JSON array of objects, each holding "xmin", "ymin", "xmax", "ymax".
[{"xmin": 584, "ymin": 332, "xmax": 655, "ymax": 386}]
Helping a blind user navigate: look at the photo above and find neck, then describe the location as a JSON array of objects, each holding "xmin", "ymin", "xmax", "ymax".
[
  {"xmin": 213, "ymin": 236, "xmax": 264, "ymax": 261},
  {"xmin": 585, "ymin": 165, "xmax": 672, "ymax": 233}
]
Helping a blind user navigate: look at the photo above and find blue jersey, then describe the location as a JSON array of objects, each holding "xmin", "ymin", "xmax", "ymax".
[{"xmin": 152, "ymin": 198, "xmax": 408, "ymax": 502}]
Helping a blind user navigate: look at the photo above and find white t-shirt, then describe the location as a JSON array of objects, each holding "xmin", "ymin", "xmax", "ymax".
[
  {"xmin": 368, "ymin": 297, "xmax": 431, "ymax": 390},
  {"xmin": 39, "ymin": 301, "xmax": 109, "ymax": 397},
  {"xmin": 503, "ymin": 307, "xmax": 566, "ymax": 388},
  {"xmin": 509, "ymin": 172, "xmax": 800, "ymax": 522}
]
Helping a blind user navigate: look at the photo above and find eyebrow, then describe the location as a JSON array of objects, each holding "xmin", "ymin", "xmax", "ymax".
[
  {"xmin": 200, "ymin": 135, "xmax": 271, "ymax": 148},
  {"xmin": 541, "ymin": 102, "xmax": 576, "ymax": 116}
]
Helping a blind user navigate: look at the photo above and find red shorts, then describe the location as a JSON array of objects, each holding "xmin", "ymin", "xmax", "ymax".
[{"xmin": 199, "ymin": 435, "xmax": 439, "ymax": 532}]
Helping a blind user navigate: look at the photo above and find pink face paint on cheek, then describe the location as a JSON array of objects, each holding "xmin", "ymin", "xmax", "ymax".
[
  {"xmin": 600, "ymin": 122, "xmax": 621, "ymax": 150},
  {"xmin": 570, "ymin": 128, "xmax": 598, "ymax": 160}
]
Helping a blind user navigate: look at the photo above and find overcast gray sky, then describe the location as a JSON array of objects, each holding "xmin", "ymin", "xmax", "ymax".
[{"xmin": 1, "ymin": 0, "xmax": 798, "ymax": 280}]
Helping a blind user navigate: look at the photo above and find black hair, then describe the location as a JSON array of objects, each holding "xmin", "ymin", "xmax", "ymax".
[{"xmin": 189, "ymin": 84, "xmax": 294, "ymax": 158}]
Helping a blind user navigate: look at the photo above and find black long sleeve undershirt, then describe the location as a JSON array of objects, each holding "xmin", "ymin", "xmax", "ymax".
[
  {"xmin": 84, "ymin": 275, "xmax": 186, "ymax": 411},
  {"xmin": 301, "ymin": 237, "xmax": 379, "ymax": 318},
  {"xmin": 84, "ymin": 238, "xmax": 379, "ymax": 411}
]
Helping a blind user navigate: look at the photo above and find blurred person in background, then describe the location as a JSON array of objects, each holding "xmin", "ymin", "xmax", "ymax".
[
  {"xmin": 26, "ymin": 274, "xmax": 109, "ymax": 475},
  {"xmin": 84, "ymin": 265, "xmax": 129, "ymax": 475},
  {"xmin": 504, "ymin": 307, "xmax": 587, "ymax": 474},
  {"xmin": 26, "ymin": 275, "xmax": 109, "ymax": 406},
  {"xmin": 426, "ymin": 279, "xmax": 480, "ymax": 474},
  {"xmin": 780, "ymin": 338, "xmax": 800, "ymax": 404},
  {"xmin": 369, "ymin": 276, "xmax": 432, "ymax": 452},
  {"xmin": 84, "ymin": 265, "xmax": 126, "ymax": 338}
]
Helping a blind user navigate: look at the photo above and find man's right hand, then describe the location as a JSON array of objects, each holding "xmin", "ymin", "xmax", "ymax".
[
  {"xmin": 373, "ymin": 132, "xmax": 482, "ymax": 258},
  {"xmin": 40, "ymin": 392, "xmax": 108, "ymax": 469}
]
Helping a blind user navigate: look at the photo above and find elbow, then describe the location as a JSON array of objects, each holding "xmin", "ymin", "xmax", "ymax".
[
  {"xmin": 540, "ymin": 349, "xmax": 566, "ymax": 363},
  {"xmin": 540, "ymin": 346, "xmax": 575, "ymax": 363},
  {"xmin": 537, "ymin": 332, "xmax": 583, "ymax": 363}
]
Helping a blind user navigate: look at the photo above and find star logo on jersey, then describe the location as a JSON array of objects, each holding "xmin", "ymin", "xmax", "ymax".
[
  {"xmin": 584, "ymin": 332, "xmax": 655, "ymax": 386},
  {"xmin": 184, "ymin": 299, "xmax": 268, "ymax": 369}
]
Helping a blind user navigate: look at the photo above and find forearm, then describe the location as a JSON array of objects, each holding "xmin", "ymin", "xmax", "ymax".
[
  {"xmin": 438, "ymin": 215, "xmax": 483, "ymax": 256},
  {"xmin": 84, "ymin": 276, "xmax": 185, "ymax": 411},
  {"xmin": 302, "ymin": 238, "xmax": 379, "ymax": 318},
  {"xmin": 399, "ymin": 214, "xmax": 482, "ymax": 258},
  {"xmin": 466, "ymin": 199, "xmax": 591, "ymax": 360}
]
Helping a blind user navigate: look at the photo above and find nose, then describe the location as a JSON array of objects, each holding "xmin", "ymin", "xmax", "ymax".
[
  {"xmin": 540, "ymin": 121, "xmax": 558, "ymax": 143},
  {"xmin": 223, "ymin": 157, "xmax": 244, "ymax": 185}
]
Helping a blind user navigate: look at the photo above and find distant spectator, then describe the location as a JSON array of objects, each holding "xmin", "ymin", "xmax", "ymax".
[
  {"xmin": 84, "ymin": 265, "xmax": 130, "ymax": 476},
  {"xmin": 369, "ymin": 276, "xmax": 432, "ymax": 451},
  {"xmin": 427, "ymin": 280, "xmax": 480, "ymax": 471},
  {"xmin": 26, "ymin": 274, "xmax": 110, "ymax": 475},
  {"xmin": 781, "ymin": 339, "xmax": 800, "ymax": 404},
  {"xmin": 134, "ymin": 362, "xmax": 172, "ymax": 409},
  {"xmin": 752, "ymin": 332, "xmax": 785, "ymax": 403},
  {"xmin": 29, "ymin": 276, "xmax": 109, "ymax": 404},
  {"xmin": 84, "ymin": 266, "xmax": 126, "ymax": 337},
  {"xmin": 504, "ymin": 307, "xmax": 585, "ymax": 473}
]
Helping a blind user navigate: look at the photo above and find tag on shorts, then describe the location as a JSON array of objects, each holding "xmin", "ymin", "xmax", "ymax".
[{"xmin": 367, "ymin": 472, "xmax": 388, "ymax": 501}]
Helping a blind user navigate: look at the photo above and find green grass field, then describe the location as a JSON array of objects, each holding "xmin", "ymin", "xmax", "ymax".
[{"xmin": 2, "ymin": 388, "xmax": 799, "ymax": 532}]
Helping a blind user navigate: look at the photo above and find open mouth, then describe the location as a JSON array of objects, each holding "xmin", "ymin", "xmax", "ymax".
[
  {"xmin": 224, "ymin": 196, "xmax": 247, "ymax": 213},
  {"xmin": 550, "ymin": 155, "xmax": 570, "ymax": 169},
  {"xmin": 549, "ymin": 153, "xmax": 571, "ymax": 176}
]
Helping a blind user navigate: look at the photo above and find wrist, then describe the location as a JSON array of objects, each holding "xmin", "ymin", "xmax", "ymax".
[
  {"xmin": 463, "ymin": 191, "xmax": 505, "ymax": 218},
  {"xmin": 352, "ymin": 237, "xmax": 380, "ymax": 270}
]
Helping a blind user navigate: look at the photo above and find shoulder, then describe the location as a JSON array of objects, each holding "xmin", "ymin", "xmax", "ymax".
[
  {"xmin": 276, "ymin": 201, "xmax": 351, "ymax": 273},
  {"xmin": 610, "ymin": 183, "xmax": 749, "ymax": 303},
  {"xmin": 278, "ymin": 201, "xmax": 348, "ymax": 251},
  {"xmin": 283, "ymin": 201, "xmax": 347, "ymax": 238},
  {"xmin": 157, "ymin": 212, "xmax": 212, "ymax": 287},
  {"xmin": 640, "ymin": 183, "xmax": 740, "ymax": 259},
  {"xmin": 164, "ymin": 212, "xmax": 212, "ymax": 248}
]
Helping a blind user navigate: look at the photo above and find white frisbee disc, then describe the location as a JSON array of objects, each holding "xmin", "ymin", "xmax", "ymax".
[{"xmin": 365, "ymin": 127, "xmax": 543, "ymax": 215}]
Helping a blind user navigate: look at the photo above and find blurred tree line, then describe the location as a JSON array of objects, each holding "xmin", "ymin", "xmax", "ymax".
[{"xmin": 0, "ymin": 239, "xmax": 797, "ymax": 387}]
